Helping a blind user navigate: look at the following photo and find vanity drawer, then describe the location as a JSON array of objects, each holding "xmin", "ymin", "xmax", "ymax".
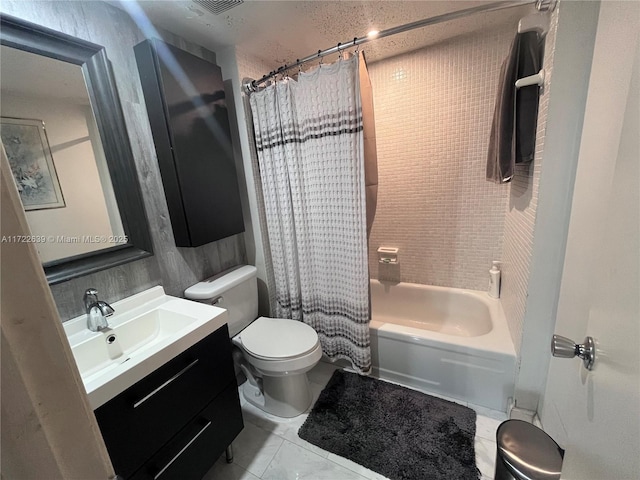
[
  {"xmin": 130, "ymin": 383, "xmax": 243, "ymax": 480},
  {"xmin": 95, "ymin": 325, "xmax": 235, "ymax": 479}
]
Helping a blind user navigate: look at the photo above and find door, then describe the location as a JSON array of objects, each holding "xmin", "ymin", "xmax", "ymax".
[{"xmin": 540, "ymin": 2, "xmax": 639, "ymax": 479}]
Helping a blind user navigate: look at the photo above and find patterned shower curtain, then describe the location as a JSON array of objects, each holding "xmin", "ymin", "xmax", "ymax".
[{"xmin": 249, "ymin": 55, "xmax": 371, "ymax": 373}]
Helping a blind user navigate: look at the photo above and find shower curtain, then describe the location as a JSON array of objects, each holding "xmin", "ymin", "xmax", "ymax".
[
  {"xmin": 249, "ymin": 55, "xmax": 371, "ymax": 373},
  {"xmin": 359, "ymin": 51, "xmax": 378, "ymax": 238}
]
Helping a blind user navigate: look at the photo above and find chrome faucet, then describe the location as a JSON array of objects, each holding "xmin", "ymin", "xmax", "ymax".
[{"xmin": 83, "ymin": 288, "xmax": 115, "ymax": 332}]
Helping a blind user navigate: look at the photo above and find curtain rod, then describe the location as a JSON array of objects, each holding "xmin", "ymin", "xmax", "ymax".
[{"xmin": 244, "ymin": 0, "xmax": 556, "ymax": 94}]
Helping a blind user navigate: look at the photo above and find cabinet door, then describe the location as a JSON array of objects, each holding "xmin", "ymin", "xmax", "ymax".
[
  {"xmin": 134, "ymin": 39, "xmax": 245, "ymax": 247},
  {"xmin": 131, "ymin": 383, "xmax": 243, "ymax": 480},
  {"xmin": 95, "ymin": 326, "xmax": 235, "ymax": 478}
]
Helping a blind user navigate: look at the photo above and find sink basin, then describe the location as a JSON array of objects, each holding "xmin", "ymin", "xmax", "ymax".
[
  {"xmin": 71, "ymin": 308, "xmax": 200, "ymax": 378},
  {"xmin": 64, "ymin": 286, "xmax": 228, "ymax": 409}
]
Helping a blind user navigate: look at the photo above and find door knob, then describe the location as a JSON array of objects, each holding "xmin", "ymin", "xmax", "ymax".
[{"xmin": 551, "ymin": 335, "xmax": 596, "ymax": 370}]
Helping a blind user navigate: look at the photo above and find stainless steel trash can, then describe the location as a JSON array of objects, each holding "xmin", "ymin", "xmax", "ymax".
[{"xmin": 495, "ymin": 419, "xmax": 564, "ymax": 480}]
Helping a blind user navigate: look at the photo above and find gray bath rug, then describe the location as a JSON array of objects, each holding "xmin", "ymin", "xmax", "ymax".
[{"xmin": 298, "ymin": 370, "xmax": 480, "ymax": 480}]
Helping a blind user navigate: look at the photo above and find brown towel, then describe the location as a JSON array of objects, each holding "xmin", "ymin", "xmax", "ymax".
[{"xmin": 359, "ymin": 52, "xmax": 378, "ymax": 237}]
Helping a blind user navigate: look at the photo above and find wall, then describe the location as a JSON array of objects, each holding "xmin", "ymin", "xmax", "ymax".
[
  {"xmin": 540, "ymin": 3, "xmax": 639, "ymax": 467},
  {"xmin": 0, "ymin": 1, "xmax": 246, "ymax": 320},
  {"xmin": 1, "ymin": 93, "xmax": 120, "ymax": 262},
  {"xmin": 367, "ymin": 25, "xmax": 515, "ymax": 291},
  {"xmin": 1, "ymin": 148, "xmax": 114, "ymax": 479},
  {"xmin": 511, "ymin": 1, "xmax": 600, "ymax": 411},
  {"xmin": 499, "ymin": 10, "xmax": 559, "ymax": 357},
  {"xmin": 216, "ymin": 46, "xmax": 279, "ymax": 315}
]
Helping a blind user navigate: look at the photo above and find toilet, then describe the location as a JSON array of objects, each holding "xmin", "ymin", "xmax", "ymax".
[{"xmin": 185, "ymin": 265, "xmax": 322, "ymax": 418}]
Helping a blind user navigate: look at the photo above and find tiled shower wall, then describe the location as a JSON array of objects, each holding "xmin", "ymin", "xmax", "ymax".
[
  {"xmin": 367, "ymin": 24, "xmax": 517, "ymax": 291},
  {"xmin": 501, "ymin": 10, "xmax": 559, "ymax": 355}
]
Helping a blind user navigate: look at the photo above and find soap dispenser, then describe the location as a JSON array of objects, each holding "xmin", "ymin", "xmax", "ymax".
[{"xmin": 489, "ymin": 261, "xmax": 501, "ymax": 298}]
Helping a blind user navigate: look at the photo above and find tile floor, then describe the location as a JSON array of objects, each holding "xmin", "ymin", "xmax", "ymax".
[{"xmin": 203, "ymin": 361, "xmax": 507, "ymax": 480}]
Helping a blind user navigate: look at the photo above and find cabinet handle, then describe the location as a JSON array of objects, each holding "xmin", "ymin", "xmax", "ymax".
[
  {"xmin": 154, "ymin": 420, "xmax": 212, "ymax": 479},
  {"xmin": 133, "ymin": 359, "xmax": 199, "ymax": 408}
]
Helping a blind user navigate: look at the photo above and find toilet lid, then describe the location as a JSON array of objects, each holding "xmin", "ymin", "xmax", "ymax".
[{"xmin": 239, "ymin": 317, "xmax": 319, "ymax": 359}]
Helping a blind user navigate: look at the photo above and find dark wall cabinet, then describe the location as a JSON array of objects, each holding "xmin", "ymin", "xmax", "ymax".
[
  {"xmin": 95, "ymin": 325, "xmax": 243, "ymax": 479},
  {"xmin": 135, "ymin": 39, "xmax": 245, "ymax": 247}
]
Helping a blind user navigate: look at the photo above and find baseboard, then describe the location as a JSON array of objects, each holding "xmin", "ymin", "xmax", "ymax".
[{"xmin": 509, "ymin": 405, "xmax": 537, "ymax": 423}]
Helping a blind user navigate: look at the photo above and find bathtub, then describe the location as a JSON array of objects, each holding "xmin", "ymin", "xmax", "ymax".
[{"xmin": 370, "ymin": 280, "xmax": 516, "ymax": 412}]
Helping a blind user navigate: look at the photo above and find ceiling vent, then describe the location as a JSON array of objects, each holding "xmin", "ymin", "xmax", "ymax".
[{"xmin": 192, "ymin": 0, "xmax": 244, "ymax": 16}]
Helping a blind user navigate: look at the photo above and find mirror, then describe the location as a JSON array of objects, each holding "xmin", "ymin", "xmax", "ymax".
[
  {"xmin": 1, "ymin": 46, "xmax": 127, "ymax": 263},
  {"xmin": 0, "ymin": 14, "xmax": 153, "ymax": 284}
]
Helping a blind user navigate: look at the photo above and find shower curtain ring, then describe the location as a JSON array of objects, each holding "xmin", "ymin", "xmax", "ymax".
[
  {"xmin": 318, "ymin": 50, "xmax": 323, "ymax": 66},
  {"xmin": 337, "ymin": 42, "xmax": 343, "ymax": 60}
]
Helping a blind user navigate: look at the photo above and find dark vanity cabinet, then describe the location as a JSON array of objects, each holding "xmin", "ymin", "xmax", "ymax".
[
  {"xmin": 134, "ymin": 39, "xmax": 244, "ymax": 247},
  {"xmin": 94, "ymin": 325, "xmax": 243, "ymax": 479}
]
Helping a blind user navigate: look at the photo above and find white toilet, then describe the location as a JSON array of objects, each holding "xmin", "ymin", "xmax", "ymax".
[{"xmin": 185, "ymin": 265, "xmax": 322, "ymax": 418}]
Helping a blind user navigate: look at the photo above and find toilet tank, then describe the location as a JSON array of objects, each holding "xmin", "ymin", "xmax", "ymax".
[{"xmin": 184, "ymin": 265, "xmax": 258, "ymax": 337}]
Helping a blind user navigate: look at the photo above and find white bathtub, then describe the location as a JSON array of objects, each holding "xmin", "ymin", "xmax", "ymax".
[{"xmin": 370, "ymin": 280, "xmax": 516, "ymax": 412}]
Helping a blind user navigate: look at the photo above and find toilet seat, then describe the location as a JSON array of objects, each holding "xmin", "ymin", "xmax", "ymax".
[{"xmin": 237, "ymin": 317, "xmax": 319, "ymax": 360}]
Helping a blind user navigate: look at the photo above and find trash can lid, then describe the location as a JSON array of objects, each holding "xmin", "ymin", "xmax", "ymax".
[{"xmin": 497, "ymin": 420, "xmax": 563, "ymax": 480}]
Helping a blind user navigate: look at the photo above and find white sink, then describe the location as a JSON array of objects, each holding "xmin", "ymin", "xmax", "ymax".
[{"xmin": 64, "ymin": 286, "xmax": 228, "ymax": 409}]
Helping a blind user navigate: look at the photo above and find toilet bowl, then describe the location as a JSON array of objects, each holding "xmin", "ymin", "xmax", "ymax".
[
  {"xmin": 185, "ymin": 265, "xmax": 323, "ymax": 418},
  {"xmin": 233, "ymin": 317, "xmax": 322, "ymax": 417}
]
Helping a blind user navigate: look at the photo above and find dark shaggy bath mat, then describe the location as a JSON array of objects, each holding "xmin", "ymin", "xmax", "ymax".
[{"xmin": 298, "ymin": 370, "xmax": 479, "ymax": 480}]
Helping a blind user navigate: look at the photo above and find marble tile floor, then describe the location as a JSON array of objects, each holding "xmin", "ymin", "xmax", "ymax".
[{"xmin": 203, "ymin": 361, "xmax": 507, "ymax": 480}]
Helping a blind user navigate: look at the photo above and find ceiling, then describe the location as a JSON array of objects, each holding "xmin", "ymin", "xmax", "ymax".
[{"xmin": 112, "ymin": 0, "xmax": 533, "ymax": 71}]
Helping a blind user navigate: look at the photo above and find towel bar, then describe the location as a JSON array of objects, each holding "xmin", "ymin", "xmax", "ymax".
[
  {"xmin": 515, "ymin": 69, "xmax": 545, "ymax": 89},
  {"xmin": 518, "ymin": 12, "xmax": 551, "ymax": 37}
]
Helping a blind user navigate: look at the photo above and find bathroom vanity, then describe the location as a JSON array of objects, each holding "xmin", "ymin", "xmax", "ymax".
[
  {"xmin": 95, "ymin": 326, "xmax": 242, "ymax": 479},
  {"xmin": 64, "ymin": 287, "xmax": 243, "ymax": 479}
]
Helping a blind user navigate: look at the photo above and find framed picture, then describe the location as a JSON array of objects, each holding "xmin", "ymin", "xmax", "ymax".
[{"xmin": 1, "ymin": 117, "xmax": 65, "ymax": 210}]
